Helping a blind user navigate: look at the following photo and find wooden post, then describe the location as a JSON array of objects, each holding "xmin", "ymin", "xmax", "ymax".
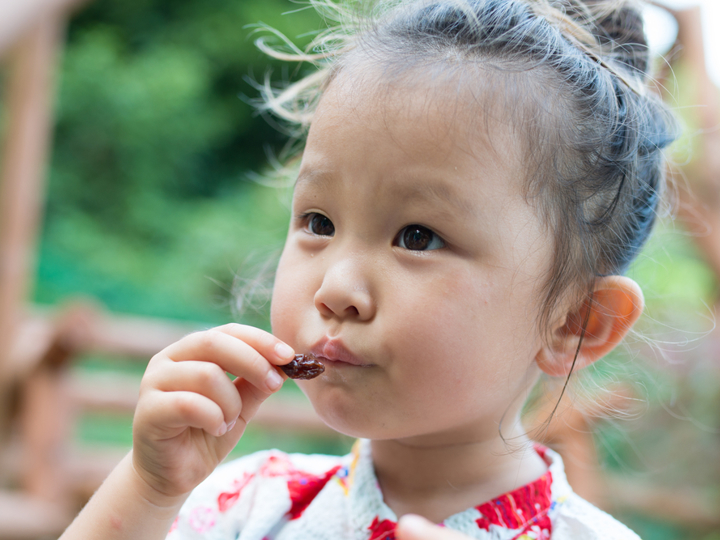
[{"xmin": 0, "ymin": 14, "xmax": 64, "ymax": 440}]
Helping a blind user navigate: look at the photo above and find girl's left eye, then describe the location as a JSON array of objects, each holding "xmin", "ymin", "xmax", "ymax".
[
  {"xmin": 305, "ymin": 213, "xmax": 335, "ymax": 236},
  {"xmin": 395, "ymin": 225, "xmax": 445, "ymax": 251}
]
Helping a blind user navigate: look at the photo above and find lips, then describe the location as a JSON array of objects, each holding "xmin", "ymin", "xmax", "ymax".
[{"xmin": 311, "ymin": 338, "xmax": 372, "ymax": 367}]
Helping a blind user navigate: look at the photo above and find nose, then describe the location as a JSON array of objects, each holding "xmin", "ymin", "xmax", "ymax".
[{"xmin": 314, "ymin": 256, "xmax": 376, "ymax": 321}]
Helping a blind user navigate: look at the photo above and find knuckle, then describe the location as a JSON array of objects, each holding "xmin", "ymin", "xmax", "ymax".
[
  {"xmin": 139, "ymin": 362, "xmax": 166, "ymax": 392},
  {"xmin": 247, "ymin": 351, "xmax": 267, "ymax": 374},
  {"xmin": 182, "ymin": 330, "xmax": 206, "ymax": 344},
  {"xmin": 139, "ymin": 371, "xmax": 158, "ymax": 393},
  {"xmin": 173, "ymin": 392, "xmax": 195, "ymax": 418},
  {"xmin": 261, "ymin": 333, "xmax": 278, "ymax": 351},
  {"xmin": 196, "ymin": 362, "xmax": 224, "ymax": 386},
  {"xmin": 197, "ymin": 330, "xmax": 222, "ymax": 353},
  {"xmin": 219, "ymin": 322, "xmax": 243, "ymax": 333},
  {"xmin": 251, "ymin": 328, "xmax": 276, "ymax": 351},
  {"xmin": 146, "ymin": 353, "xmax": 168, "ymax": 373}
]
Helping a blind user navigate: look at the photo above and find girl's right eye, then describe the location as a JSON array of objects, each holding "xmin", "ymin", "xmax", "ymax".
[{"xmin": 306, "ymin": 213, "xmax": 335, "ymax": 236}]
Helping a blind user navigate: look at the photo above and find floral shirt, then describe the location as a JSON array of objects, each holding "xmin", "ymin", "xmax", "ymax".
[{"xmin": 167, "ymin": 440, "xmax": 640, "ymax": 540}]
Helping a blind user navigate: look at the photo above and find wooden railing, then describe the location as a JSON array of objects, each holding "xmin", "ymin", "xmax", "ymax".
[{"xmin": 0, "ymin": 300, "xmax": 338, "ymax": 539}]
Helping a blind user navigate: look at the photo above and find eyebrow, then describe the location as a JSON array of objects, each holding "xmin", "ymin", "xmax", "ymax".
[
  {"xmin": 395, "ymin": 180, "xmax": 476, "ymax": 218},
  {"xmin": 295, "ymin": 169, "xmax": 333, "ymax": 190},
  {"xmin": 296, "ymin": 170, "xmax": 476, "ymax": 218}
]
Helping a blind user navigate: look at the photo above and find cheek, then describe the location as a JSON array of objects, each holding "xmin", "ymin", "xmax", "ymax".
[
  {"xmin": 389, "ymin": 269, "xmax": 537, "ymax": 390},
  {"xmin": 270, "ymin": 249, "xmax": 304, "ymax": 343},
  {"xmin": 389, "ymin": 275, "xmax": 489, "ymax": 381}
]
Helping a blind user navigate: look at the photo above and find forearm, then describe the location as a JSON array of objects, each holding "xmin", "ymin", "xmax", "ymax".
[{"xmin": 60, "ymin": 451, "xmax": 189, "ymax": 540}]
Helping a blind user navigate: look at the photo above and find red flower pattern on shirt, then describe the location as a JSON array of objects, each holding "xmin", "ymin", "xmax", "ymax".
[
  {"xmin": 475, "ymin": 463, "xmax": 553, "ymax": 539},
  {"xmin": 287, "ymin": 465, "xmax": 342, "ymax": 519},
  {"xmin": 255, "ymin": 453, "xmax": 343, "ymax": 520},
  {"xmin": 217, "ymin": 472, "xmax": 254, "ymax": 512},
  {"xmin": 368, "ymin": 516, "xmax": 397, "ymax": 540}
]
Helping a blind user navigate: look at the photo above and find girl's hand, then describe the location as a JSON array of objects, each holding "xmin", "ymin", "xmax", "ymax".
[
  {"xmin": 396, "ymin": 516, "xmax": 473, "ymax": 540},
  {"xmin": 131, "ymin": 323, "xmax": 294, "ymax": 501}
]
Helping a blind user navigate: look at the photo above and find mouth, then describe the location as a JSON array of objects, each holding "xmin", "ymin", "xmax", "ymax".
[{"xmin": 311, "ymin": 338, "xmax": 374, "ymax": 368}]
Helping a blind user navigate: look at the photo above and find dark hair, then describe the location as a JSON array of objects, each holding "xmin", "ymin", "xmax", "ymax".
[{"xmin": 257, "ymin": 0, "xmax": 677, "ymax": 334}]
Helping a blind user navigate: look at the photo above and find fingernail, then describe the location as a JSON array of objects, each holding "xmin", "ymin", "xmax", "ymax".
[
  {"xmin": 216, "ymin": 422, "xmax": 228, "ymax": 437},
  {"xmin": 266, "ymin": 369, "xmax": 284, "ymax": 391},
  {"xmin": 275, "ymin": 342, "xmax": 295, "ymax": 360},
  {"xmin": 227, "ymin": 419, "xmax": 237, "ymax": 432}
]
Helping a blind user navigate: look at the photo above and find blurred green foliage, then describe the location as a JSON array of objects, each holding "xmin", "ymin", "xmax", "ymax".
[
  {"xmin": 35, "ymin": 0, "xmax": 720, "ymax": 326},
  {"xmin": 38, "ymin": 0, "xmax": 320, "ymax": 323}
]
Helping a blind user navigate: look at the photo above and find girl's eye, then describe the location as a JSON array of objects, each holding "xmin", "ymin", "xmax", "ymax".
[
  {"xmin": 307, "ymin": 213, "xmax": 335, "ymax": 236},
  {"xmin": 395, "ymin": 225, "xmax": 445, "ymax": 251}
]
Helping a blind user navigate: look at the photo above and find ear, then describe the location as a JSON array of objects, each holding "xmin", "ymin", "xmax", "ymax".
[{"xmin": 535, "ymin": 276, "xmax": 644, "ymax": 377}]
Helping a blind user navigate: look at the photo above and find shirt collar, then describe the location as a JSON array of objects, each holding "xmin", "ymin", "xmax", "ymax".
[{"xmin": 346, "ymin": 439, "xmax": 571, "ymax": 540}]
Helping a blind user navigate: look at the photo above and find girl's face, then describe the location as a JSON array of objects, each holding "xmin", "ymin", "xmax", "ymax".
[{"xmin": 271, "ymin": 68, "xmax": 554, "ymax": 445}]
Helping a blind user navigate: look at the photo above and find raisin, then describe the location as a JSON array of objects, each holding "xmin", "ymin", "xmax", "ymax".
[{"xmin": 280, "ymin": 353, "xmax": 325, "ymax": 380}]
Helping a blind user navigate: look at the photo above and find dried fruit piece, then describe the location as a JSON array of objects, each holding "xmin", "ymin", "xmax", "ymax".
[{"xmin": 280, "ymin": 353, "xmax": 325, "ymax": 380}]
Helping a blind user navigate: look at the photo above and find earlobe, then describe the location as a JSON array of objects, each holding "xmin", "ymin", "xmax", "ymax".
[{"xmin": 535, "ymin": 276, "xmax": 644, "ymax": 378}]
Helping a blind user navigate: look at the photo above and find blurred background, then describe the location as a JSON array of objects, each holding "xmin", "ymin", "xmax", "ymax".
[{"xmin": 0, "ymin": 0, "xmax": 718, "ymax": 539}]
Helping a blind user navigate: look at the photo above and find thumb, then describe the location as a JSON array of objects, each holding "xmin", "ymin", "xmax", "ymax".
[{"xmin": 396, "ymin": 515, "xmax": 471, "ymax": 540}]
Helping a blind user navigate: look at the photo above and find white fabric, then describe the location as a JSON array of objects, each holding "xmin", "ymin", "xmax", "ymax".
[{"xmin": 167, "ymin": 440, "xmax": 640, "ymax": 540}]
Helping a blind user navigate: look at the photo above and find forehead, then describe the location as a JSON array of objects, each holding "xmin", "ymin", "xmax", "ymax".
[
  {"xmin": 298, "ymin": 62, "xmax": 552, "ymax": 269},
  {"xmin": 304, "ymin": 60, "xmax": 528, "ymax": 194}
]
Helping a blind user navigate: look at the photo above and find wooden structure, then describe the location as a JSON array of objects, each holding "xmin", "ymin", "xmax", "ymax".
[
  {"xmin": 0, "ymin": 6, "xmax": 76, "ymax": 538},
  {"xmin": 0, "ymin": 2, "xmax": 717, "ymax": 539},
  {"xmin": 0, "ymin": 3, "xmax": 335, "ymax": 538}
]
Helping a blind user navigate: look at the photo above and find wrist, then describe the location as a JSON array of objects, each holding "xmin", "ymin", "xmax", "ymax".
[
  {"xmin": 125, "ymin": 452, "xmax": 190, "ymax": 518},
  {"xmin": 60, "ymin": 451, "xmax": 191, "ymax": 540}
]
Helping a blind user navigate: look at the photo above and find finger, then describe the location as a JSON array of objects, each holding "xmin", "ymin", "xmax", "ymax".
[
  {"xmin": 231, "ymin": 377, "xmax": 274, "ymax": 428},
  {"xmin": 149, "ymin": 361, "xmax": 242, "ymax": 425},
  {"xmin": 140, "ymin": 390, "xmax": 228, "ymax": 438},
  {"xmin": 162, "ymin": 329, "xmax": 286, "ymax": 393},
  {"xmin": 396, "ymin": 515, "xmax": 470, "ymax": 540},
  {"xmin": 212, "ymin": 323, "xmax": 296, "ymax": 365}
]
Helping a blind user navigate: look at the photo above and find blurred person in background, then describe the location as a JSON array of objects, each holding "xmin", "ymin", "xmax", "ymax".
[
  {"xmin": 0, "ymin": 0, "xmax": 85, "ymax": 52},
  {"xmin": 651, "ymin": 1, "xmax": 720, "ymax": 296}
]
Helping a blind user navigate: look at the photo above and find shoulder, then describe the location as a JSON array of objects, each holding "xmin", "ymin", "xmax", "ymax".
[
  {"xmin": 551, "ymin": 492, "xmax": 641, "ymax": 540},
  {"xmin": 540, "ymin": 447, "xmax": 640, "ymax": 540}
]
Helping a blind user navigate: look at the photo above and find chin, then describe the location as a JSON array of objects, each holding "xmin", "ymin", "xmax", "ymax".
[
  {"xmin": 310, "ymin": 398, "xmax": 375, "ymax": 438},
  {"xmin": 301, "ymin": 388, "xmax": 384, "ymax": 439},
  {"xmin": 304, "ymin": 392, "xmax": 425, "ymax": 441}
]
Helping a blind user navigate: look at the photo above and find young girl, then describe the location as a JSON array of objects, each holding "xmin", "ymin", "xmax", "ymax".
[{"xmin": 60, "ymin": 0, "xmax": 675, "ymax": 538}]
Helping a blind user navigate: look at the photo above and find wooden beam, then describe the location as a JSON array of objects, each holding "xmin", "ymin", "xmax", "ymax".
[{"xmin": 0, "ymin": 15, "xmax": 64, "ymax": 381}]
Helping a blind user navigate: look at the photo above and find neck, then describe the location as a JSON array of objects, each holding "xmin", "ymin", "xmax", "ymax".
[{"xmin": 370, "ymin": 420, "xmax": 547, "ymax": 524}]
